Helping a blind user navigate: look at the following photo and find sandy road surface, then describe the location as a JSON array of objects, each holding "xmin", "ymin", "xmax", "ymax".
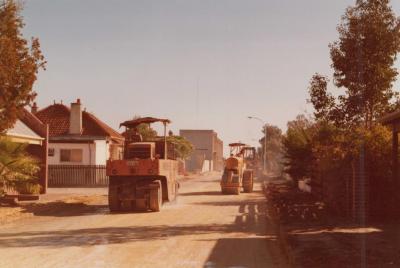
[{"xmin": 0, "ymin": 173, "xmax": 287, "ymax": 268}]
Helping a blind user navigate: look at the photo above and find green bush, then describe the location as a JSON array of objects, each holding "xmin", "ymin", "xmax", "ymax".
[
  {"xmin": 0, "ymin": 137, "xmax": 40, "ymax": 195},
  {"xmin": 283, "ymin": 115, "xmax": 316, "ymax": 183},
  {"xmin": 13, "ymin": 181, "xmax": 41, "ymax": 194},
  {"xmin": 283, "ymin": 117, "xmax": 394, "ymax": 217},
  {"xmin": 167, "ymin": 135, "xmax": 193, "ymax": 159}
]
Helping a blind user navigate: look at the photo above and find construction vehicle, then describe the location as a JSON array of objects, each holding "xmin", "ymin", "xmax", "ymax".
[
  {"xmin": 240, "ymin": 146, "xmax": 261, "ymax": 178},
  {"xmin": 106, "ymin": 117, "xmax": 179, "ymax": 212},
  {"xmin": 220, "ymin": 143, "xmax": 254, "ymax": 194}
]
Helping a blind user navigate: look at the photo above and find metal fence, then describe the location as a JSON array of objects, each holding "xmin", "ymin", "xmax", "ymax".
[{"xmin": 48, "ymin": 165, "xmax": 109, "ymax": 187}]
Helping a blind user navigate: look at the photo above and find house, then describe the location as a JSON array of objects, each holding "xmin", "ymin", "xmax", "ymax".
[
  {"xmin": 34, "ymin": 99, "xmax": 124, "ymax": 166},
  {"xmin": 33, "ymin": 99, "xmax": 124, "ymax": 187},
  {"xmin": 5, "ymin": 108, "xmax": 49, "ymax": 193},
  {"xmin": 179, "ymin": 129, "xmax": 223, "ymax": 172}
]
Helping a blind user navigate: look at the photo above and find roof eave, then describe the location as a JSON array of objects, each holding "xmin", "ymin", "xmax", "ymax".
[
  {"xmin": 379, "ymin": 110, "xmax": 400, "ymax": 125},
  {"xmin": 49, "ymin": 135, "xmax": 108, "ymax": 141}
]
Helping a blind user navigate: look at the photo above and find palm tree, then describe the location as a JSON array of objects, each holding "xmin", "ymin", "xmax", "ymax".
[{"xmin": 0, "ymin": 137, "xmax": 40, "ymax": 196}]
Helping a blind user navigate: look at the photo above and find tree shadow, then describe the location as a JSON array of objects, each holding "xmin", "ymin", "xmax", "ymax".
[
  {"xmin": 20, "ymin": 201, "xmax": 178, "ymax": 217},
  {"xmin": 0, "ymin": 195, "xmax": 276, "ymax": 249},
  {"xmin": 196, "ymin": 198, "xmax": 275, "ymax": 237},
  {"xmin": 18, "ymin": 201, "xmax": 108, "ymax": 217},
  {"xmin": 0, "ymin": 223, "xmax": 238, "ymax": 248},
  {"xmin": 284, "ymin": 222, "xmax": 400, "ymax": 267},
  {"xmin": 194, "ymin": 199, "xmax": 264, "ymax": 208},
  {"xmin": 180, "ymin": 191, "xmax": 222, "ymax": 196},
  {"xmin": 201, "ymin": 197, "xmax": 286, "ymax": 267},
  {"xmin": 192, "ymin": 179, "xmax": 221, "ymax": 183},
  {"xmin": 203, "ymin": 238, "xmax": 276, "ymax": 268}
]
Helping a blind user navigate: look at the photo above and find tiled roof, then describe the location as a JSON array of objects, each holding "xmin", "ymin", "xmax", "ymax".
[
  {"xmin": 35, "ymin": 103, "xmax": 124, "ymax": 141},
  {"xmin": 20, "ymin": 108, "xmax": 48, "ymax": 138}
]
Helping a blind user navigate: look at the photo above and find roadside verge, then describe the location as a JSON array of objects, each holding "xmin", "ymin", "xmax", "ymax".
[{"xmin": 0, "ymin": 194, "xmax": 107, "ymax": 225}]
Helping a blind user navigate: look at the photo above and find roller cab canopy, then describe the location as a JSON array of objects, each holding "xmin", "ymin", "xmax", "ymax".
[
  {"xmin": 229, "ymin": 142, "xmax": 247, "ymax": 147},
  {"xmin": 120, "ymin": 117, "xmax": 171, "ymax": 128},
  {"xmin": 229, "ymin": 142, "xmax": 247, "ymax": 156}
]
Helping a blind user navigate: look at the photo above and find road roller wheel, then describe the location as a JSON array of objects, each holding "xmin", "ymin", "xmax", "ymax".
[
  {"xmin": 149, "ymin": 181, "xmax": 162, "ymax": 212},
  {"xmin": 108, "ymin": 185, "xmax": 121, "ymax": 212},
  {"xmin": 234, "ymin": 187, "xmax": 241, "ymax": 195},
  {"xmin": 243, "ymin": 171, "xmax": 254, "ymax": 193}
]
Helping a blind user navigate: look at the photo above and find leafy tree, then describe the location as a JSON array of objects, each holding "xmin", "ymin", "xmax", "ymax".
[
  {"xmin": 330, "ymin": 0, "xmax": 400, "ymax": 128},
  {"xmin": 132, "ymin": 116, "xmax": 193, "ymax": 159},
  {"xmin": 167, "ymin": 135, "xmax": 193, "ymax": 159},
  {"xmin": 308, "ymin": 74, "xmax": 337, "ymax": 122},
  {"xmin": 0, "ymin": 0, "xmax": 46, "ymax": 133},
  {"xmin": 259, "ymin": 124, "xmax": 284, "ymax": 174},
  {"xmin": 282, "ymin": 115, "xmax": 316, "ymax": 183},
  {"xmin": 130, "ymin": 115, "xmax": 158, "ymax": 141},
  {"xmin": 0, "ymin": 137, "xmax": 40, "ymax": 196},
  {"xmin": 294, "ymin": 1, "xmax": 400, "ymax": 214},
  {"xmin": 137, "ymin": 123, "xmax": 157, "ymax": 141}
]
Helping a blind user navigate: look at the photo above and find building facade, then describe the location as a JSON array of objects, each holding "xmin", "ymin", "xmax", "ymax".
[
  {"xmin": 179, "ymin": 130, "xmax": 223, "ymax": 172},
  {"xmin": 34, "ymin": 99, "xmax": 124, "ymax": 166}
]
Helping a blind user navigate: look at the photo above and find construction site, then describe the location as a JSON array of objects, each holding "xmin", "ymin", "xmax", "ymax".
[{"xmin": 2, "ymin": 0, "xmax": 400, "ymax": 267}]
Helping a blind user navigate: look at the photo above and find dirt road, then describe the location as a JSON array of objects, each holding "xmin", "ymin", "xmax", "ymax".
[{"xmin": 0, "ymin": 173, "xmax": 287, "ymax": 268}]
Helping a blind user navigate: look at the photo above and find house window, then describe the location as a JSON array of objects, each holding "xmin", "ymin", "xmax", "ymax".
[
  {"xmin": 60, "ymin": 149, "xmax": 83, "ymax": 163},
  {"xmin": 48, "ymin": 148, "xmax": 55, "ymax": 157}
]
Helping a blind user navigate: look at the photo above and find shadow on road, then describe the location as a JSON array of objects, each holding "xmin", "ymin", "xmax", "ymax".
[
  {"xmin": 192, "ymin": 179, "xmax": 221, "ymax": 183},
  {"xmin": 181, "ymin": 190, "xmax": 263, "ymax": 197},
  {"xmin": 0, "ymin": 223, "xmax": 247, "ymax": 248},
  {"xmin": 0, "ymin": 195, "xmax": 276, "ymax": 250},
  {"xmin": 203, "ymin": 238, "xmax": 273, "ymax": 268},
  {"xmin": 200, "ymin": 196, "xmax": 285, "ymax": 267},
  {"xmin": 18, "ymin": 201, "xmax": 108, "ymax": 217},
  {"xmin": 179, "ymin": 191, "xmax": 222, "ymax": 196},
  {"xmin": 283, "ymin": 223, "xmax": 400, "ymax": 267},
  {"xmin": 193, "ymin": 198, "xmax": 262, "ymax": 207}
]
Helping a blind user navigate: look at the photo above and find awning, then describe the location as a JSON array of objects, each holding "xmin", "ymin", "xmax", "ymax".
[{"xmin": 6, "ymin": 120, "xmax": 44, "ymax": 145}]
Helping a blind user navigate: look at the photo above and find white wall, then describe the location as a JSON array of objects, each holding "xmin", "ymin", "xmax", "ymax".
[
  {"xmin": 48, "ymin": 142, "xmax": 95, "ymax": 165},
  {"xmin": 94, "ymin": 140, "xmax": 108, "ymax": 165},
  {"xmin": 201, "ymin": 160, "xmax": 211, "ymax": 173},
  {"xmin": 48, "ymin": 141, "xmax": 112, "ymax": 165}
]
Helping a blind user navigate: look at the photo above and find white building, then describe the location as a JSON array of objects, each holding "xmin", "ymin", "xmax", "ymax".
[
  {"xmin": 179, "ymin": 129, "xmax": 224, "ymax": 172},
  {"xmin": 34, "ymin": 99, "xmax": 124, "ymax": 166}
]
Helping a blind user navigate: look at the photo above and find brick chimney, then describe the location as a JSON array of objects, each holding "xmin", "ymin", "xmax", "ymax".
[
  {"xmin": 31, "ymin": 102, "xmax": 38, "ymax": 114},
  {"xmin": 69, "ymin": 98, "xmax": 82, "ymax": 134}
]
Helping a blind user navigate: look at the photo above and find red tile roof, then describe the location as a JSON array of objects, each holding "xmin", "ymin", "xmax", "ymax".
[
  {"xmin": 35, "ymin": 103, "xmax": 124, "ymax": 142},
  {"xmin": 20, "ymin": 108, "xmax": 48, "ymax": 138}
]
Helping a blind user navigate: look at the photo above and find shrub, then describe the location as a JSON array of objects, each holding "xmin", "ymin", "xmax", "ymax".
[{"xmin": 0, "ymin": 137, "xmax": 41, "ymax": 195}]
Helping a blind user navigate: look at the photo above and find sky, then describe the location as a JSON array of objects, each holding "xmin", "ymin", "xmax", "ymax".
[{"xmin": 21, "ymin": 0, "xmax": 400, "ymax": 154}]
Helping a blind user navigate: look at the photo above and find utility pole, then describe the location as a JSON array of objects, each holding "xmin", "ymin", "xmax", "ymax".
[
  {"xmin": 248, "ymin": 116, "xmax": 267, "ymax": 173},
  {"xmin": 263, "ymin": 124, "xmax": 267, "ymax": 172},
  {"xmin": 195, "ymin": 77, "xmax": 199, "ymax": 127}
]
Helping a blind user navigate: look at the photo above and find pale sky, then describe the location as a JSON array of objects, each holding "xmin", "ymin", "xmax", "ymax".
[{"xmin": 22, "ymin": 0, "xmax": 400, "ymax": 153}]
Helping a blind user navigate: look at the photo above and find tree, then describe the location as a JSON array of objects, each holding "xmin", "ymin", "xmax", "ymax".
[
  {"xmin": 132, "ymin": 116, "xmax": 193, "ymax": 159},
  {"xmin": 282, "ymin": 115, "xmax": 316, "ymax": 183},
  {"xmin": 136, "ymin": 123, "xmax": 157, "ymax": 141},
  {"xmin": 308, "ymin": 74, "xmax": 336, "ymax": 122},
  {"xmin": 130, "ymin": 115, "xmax": 158, "ymax": 141},
  {"xmin": 0, "ymin": 137, "xmax": 40, "ymax": 196},
  {"xmin": 330, "ymin": 0, "xmax": 400, "ymax": 128},
  {"xmin": 0, "ymin": 0, "xmax": 46, "ymax": 133},
  {"xmin": 259, "ymin": 124, "xmax": 284, "ymax": 174},
  {"xmin": 167, "ymin": 136, "xmax": 193, "ymax": 159}
]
